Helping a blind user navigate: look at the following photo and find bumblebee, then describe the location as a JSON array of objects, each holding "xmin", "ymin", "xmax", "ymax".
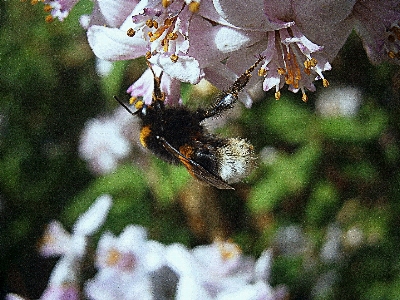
[{"xmin": 116, "ymin": 57, "xmax": 264, "ymax": 189}]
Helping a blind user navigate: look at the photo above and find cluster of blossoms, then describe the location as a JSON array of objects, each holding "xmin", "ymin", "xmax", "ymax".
[
  {"xmin": 36, "ymin": 0, "xmax": 399, "ymax": 104},
  {"xmin": 7, "ymin": 195, "xmax": 287, "ymax": 300}
]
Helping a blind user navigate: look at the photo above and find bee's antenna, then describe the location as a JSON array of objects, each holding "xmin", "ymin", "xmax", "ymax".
[{"xmin": 113, "ymin": 96, "xmax": 137, "ymax": 115}]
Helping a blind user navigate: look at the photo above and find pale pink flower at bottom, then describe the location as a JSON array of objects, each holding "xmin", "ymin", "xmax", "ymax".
[{"xmin": 85, "ymin": 225, "xmax": 166, "ymax": 300}]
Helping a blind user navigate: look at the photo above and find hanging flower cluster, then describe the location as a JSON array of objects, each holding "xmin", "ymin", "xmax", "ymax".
[{"xmin": 36, "ymin": 0, "xmax": 400, "ymax": 104}]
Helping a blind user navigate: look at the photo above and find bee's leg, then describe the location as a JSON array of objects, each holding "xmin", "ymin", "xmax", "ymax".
[{"xmin": 199, "ymin": 56, "xmax": 265, "ymax": 119}]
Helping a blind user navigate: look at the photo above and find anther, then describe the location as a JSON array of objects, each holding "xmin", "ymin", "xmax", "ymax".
[
  {"xmin": 277, "ymin": 68, "xmax": 286, "ymax": 75},
  {"xmin": 388, "ymin": 51, "xmax": 396, "ymax": 59},
  {"xmin": 170, "ymin": 54, "xmax": 178, "ymax": 62},
  {"xmin": 162, "ymin": 0, "xmax": 172, "ymax": 7},
  {"xmin": 146, "ymin": 19, "xmax": 154, "ymax": 28},
  {"xmin": 129, "ymin": 97, "xmax": 137, "ymax": 105},
  {"xmin": 258, "ymin": 68, "xmax": 267, "ymax": 77},
  {"xmin": 302, "ymin": 92, "xmax": 308, "ymax": 102},
  {"xmin": 167, "ymin": 32, "xmax": 178, "ymax": 40},
  {"xmin": 188, "ymin": 1, "xmax": 200, "ymax": 13},
  {"xmin": 45, "ymin": 15, "xmax": 53, "ymax": 23},
  {"xmin": 127, "ymin": 28, "xmax": 136, "ymax": 37},
  {"xmin": 43, "ymin": 4, "xmax": 52, "ymax": 12}
]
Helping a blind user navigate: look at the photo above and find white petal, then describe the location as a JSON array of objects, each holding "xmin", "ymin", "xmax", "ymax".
[
  {"xmin": 87, "ymin": 26, "xmax": 148, "ymax": 61},
  {"xmin": 263, "ymin": 75, "xmax": 281, "ymax": 91},
  {"xmin": 165, "ymin": 244, "xmax": 197, "ymax": 277},
  {"xmin": 214, "ymin": 26, "xmax": 251, "ymax": 53},
  {"xmin": 150, "ymin": 55, "xmax": 203, "ymax": 84},
  {"xmin": 254, "ymin": 249, "xmax": 272, "ymax": 282},
  {"xmin": 73, "ymin": 194, "xmax": 112, "ymax": 236},
  {"xmin": 176, "ymin": 276, "xmax": 210, "ymax": 300},
  {"xmin": 48, "ymin": 255, "xmax": 79, "ymax": 285}
]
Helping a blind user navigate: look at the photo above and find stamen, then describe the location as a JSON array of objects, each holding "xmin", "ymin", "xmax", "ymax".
[
  {"xmin": 162, "ymin": 38, "xmax": 169, "ymax": 52},
  {"xmin": 149, "ymin": 25, "xmax": 168, "ymax": 42},
  {"xmin": 302, "ymin": 91, "xmax": 308, "ymax": 102},
  {"xmin": 162, "ymin": 0, "xmax": 172, "ymax": 7},
  {"xmin": 275, "ymin": 90, "xmax": 281, "ymax": 100},
  {"xmin": 145, "ymin": 51, "xmax": 152, "ymax": 59},
  {"xmin": 134, "ymin": 100, "xmax": 144, "ymax": 109},
  {"xmin": 170, "ymin": 54, "xmax": 178, "ymax": 62},
  {"xmin": 188, "ymin": 1, "xmax": 200, "ymax": 13},
  {"xmin": 127, "ymin": 28, "xmax": 136, "ymax": 37},
  {"xmin": 284, "ymin": 49, "xmax": 301, "ymax": 89},
  {"xmin": 45, "ymin": 15, "xmax": 53, "ymax": 23},
  {"xmin": 258, "ymin": 68, "xmax": 267, "ymax": 76},
  {"xmin": 129, "ymin": 97, "xmax": 137, "ymax": 105},
  {"xmin": 322, "ymin": 78, "xmax": 329, "ymax": 87},
  {"xmin": 303, "ymin": 58, "xmax": 318, "ymax": 75},
  {"xmin": 43, "ymin": 4, "xmax": 52, "ymax": 12},
  {"xmin": 146, "ymin": 19, "xmax": 154, "ymax": 28},
  {"xmin": 277, "ymin": 68, "xmax": 286, "ymax": 75},
  {"xmin": 388, "ymin": 51, "xmax": 397, "ymax": 59},
  {"xmin": 167, "ymin": 32, "xmax": 178, "ymax": 40}
]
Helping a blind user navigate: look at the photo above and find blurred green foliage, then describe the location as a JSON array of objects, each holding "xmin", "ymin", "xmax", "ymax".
[{"xmin": 1, "ymin": 1, "xmax": 400, "ymax": 300}]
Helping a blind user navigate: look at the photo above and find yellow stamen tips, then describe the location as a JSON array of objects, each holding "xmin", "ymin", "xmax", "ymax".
[
  {"xmin": 277, "ymin": 67, "xmax": 286, "ymax": 75},
  {"xmin": 170, "ymin": 54, "xmax": 179, "ymax": 62},
  {"xmin": 30, "ymin": 0, "xmax": 39, "ymax": 5},
  {"xmin": 302, "ymin": 92, "xmax": 308, "ymax": 102},
  {"xmin": 322, "ymin": 78, "xmax": 329, "ymax": 88},
  {"xmin": 146, "ymin": 19, "xmax": 154, "ymax": 28},
  {"xmin": 167, "ymin": 32, "xmax": 178, "ymax": 40},
  {"xmin": 145, "ymin": 51, "xmax": 152, "ymax": 59},
  {"xmin": 388, "ymin": 51, "xmax": 396, "ymax": 59},
  {"xmin": 275, "ymin": 90, "xmax": 281, "ymax": 100},
  {"xmin": 284, "ymin": 50, "xmax": 301, "ymax": 89},
  {"xmin": 129, "ymin": 97, "xmax": 137, "ymax": 105},
  {"xmin": 164, "ymin": 17, "xmax": 176, "ymax": 27},
  {"xmin": 45, "ymin": 15, "xmax": 54, "ymax": 23},
  {"xmin": 127, "ymin": 28, "xmax": 136, "ymax": 37},
  {"xmin": 43, "ymin": 4, "xmax": 52, "ymax": 12},
  {"xmin": 134, "ymin": 100, "xmax": 144, "ymax": 110},
  {"xmin": 304, "ymin": 58, "xmax": 317, "ymax": 69},
  {"xmin": 162, "ymin": 39, "xmax": 169, "ymax": 52},
  {"xmin": 188, "ymin": 1, "xmax": 200, "ymax": 13},
  {"xmin": 152, "ymin": 20, "xmax": 159, "ymax": 29},
  {"xmin": 162, "ymin": 0, "xmax": 172, "ymax": 7},
  {"xmin": 258, "ymin": 67, "xmax": 267, "ymax": 77},
  {"xmin": 303, "ymin": 58, "xmax": 317, "ymax": 75}
]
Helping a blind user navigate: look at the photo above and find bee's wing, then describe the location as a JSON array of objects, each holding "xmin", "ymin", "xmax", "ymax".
[{"xmin": 157, "ymin": 136, "xmax": 234, "ymax": 190}]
